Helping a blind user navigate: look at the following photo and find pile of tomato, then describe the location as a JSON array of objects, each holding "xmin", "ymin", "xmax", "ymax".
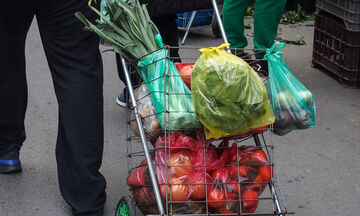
[{"xmin": 127, "ymin": 131, "xmax": 272, "ymax": 215}]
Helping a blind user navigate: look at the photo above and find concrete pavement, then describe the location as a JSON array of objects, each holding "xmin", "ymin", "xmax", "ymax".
[{"xmin": 0, "ymin": 18, "xmax": 359, "ymax": 216}]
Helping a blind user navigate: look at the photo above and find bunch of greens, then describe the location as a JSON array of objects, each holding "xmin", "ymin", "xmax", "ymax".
[
  {"xmin": 281, "ymin": 4, "xmax": 314, "ymax": 24},
  {"xmin": 275, "ymin": 27, "xmax": 306, "ymax": 45},
  {"xmin": 75, "ymin": 0, "xmax": 160, "ymax": 66}
]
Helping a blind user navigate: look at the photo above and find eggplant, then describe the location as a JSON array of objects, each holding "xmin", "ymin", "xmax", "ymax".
[
  {"xmin": 294, "ymin": 109, "xmax": 311, "ymax": 129},
  {"xmin": 273, "ymin": 109, "xmax": 294, "ymax": 130},
  {"xmin": 273, "ymin": 128, "xmax": 292, "ymax": 136}
]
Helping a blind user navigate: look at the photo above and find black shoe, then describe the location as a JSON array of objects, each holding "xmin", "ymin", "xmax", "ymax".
[
  {"xmin": 0, "ymin": 149, "xmax": 22, "ymax": 174},
  {"xmin": 116, "ymin": 91, "xmax": 128, "ymax": 108}
]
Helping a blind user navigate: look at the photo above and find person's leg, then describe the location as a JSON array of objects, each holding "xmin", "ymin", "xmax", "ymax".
[
  {"xmin": 115, "ymin": 54, "xmax": 139, "ymax": 88},
  {"xmin": 36, "ymin": 0, "xmax": 106, "ymax": 215},
  {"xmin": 115, "ymin": 53, "xmax": 139, "ymax": 107},
  {"xmin": 0, "ymin": 0, "xmax": 34, "ymax": 173},
  {"xmin": 152, "ymin": 15, "xmax": 180, "ymax": 62},
  {"xmin": 222, "ymin": 0, "xmax": 251, "ymax": 50},
  {"xmin": 253, "ymin": 0, "xmax": 286, "ymax": 58}
]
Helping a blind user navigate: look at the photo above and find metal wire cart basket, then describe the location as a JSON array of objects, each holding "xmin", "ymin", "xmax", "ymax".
[{"xmin": 115, "ymin": 45, "xmax": 292, "ymax": 216}]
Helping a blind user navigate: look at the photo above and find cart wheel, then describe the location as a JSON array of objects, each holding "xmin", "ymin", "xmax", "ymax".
[
  {"xmin": 211, "ymin": 15, "xmax": 222, "ymax": 38},
  {"xmin": 115, "ymin": 196, "xmax": 135, "ymax": 216}
]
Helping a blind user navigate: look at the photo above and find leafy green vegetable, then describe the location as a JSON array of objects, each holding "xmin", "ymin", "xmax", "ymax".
[
  {"xmin": 280, "ymin": 4, "xmax": 314, "ymax": 24},
  {"xmin": 275, "ymin": 36, "xmax": 306, "ymax": 45},
  {"xmin": 75, "ymin": 0, "xmax": 160, "ymax": 66},
  {"xmin": 191, "ymin": 45, "xmax": 275, "ymax": 139}
]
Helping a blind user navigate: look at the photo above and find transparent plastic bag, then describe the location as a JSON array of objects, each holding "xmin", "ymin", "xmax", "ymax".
[
  {"xmin": 208, "ymin": 145, "xmax": 270, "ymax": 214},
  {"xmin": 154, "ymin": 132, "xmax": 195, "ymax": 185},
  {"xmin": 152, "ymin": 131, "xmax": 272, "ymax": 214},
  {"xmin": 191, "ymin": 44, "xmax": 275, "ymax": 139},
  {"xmin": 128, "ymin": 155, "xmax": 204, "ymax": 215},
  {"xmin": 133, "ymin": 185, "xmax": 207, "ymax": 215},
  {"xmin": 126, "ymin": 157, "xmax": 153, "ymax": 187},
  {"xmin": 174, "ymin": 63, "xmax": 195, "ymax": 89},
  {"xmin": 130, "ymin": 85, "xmax": 161, "ymax": 140},
  {"xmin": 265, "ymin": 42, "xmax": 316, "ymax": 136},
  {"xmin": 137, "ymin": 36, "xmax": 201, "ymax": 131},
  {"xmin": 100, "ymin": 0, "xmax": 110, "ymax": 20}
]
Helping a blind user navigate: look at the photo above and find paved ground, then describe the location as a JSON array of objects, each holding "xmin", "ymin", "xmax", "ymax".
[{"xmin": 1, "ymin": 18, "xmax": 359, "ymax": 216}]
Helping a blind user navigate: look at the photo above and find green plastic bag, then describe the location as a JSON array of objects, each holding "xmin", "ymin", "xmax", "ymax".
[
  {"xmin": 100, "ymin": 0, "xmax": 113, "ymax": 20},
  {"xmin": 137, "ymin": 35, "xmax": 201, "ymax": 131},
  {"xmin": 265, "ymin": 42, "xmax": 316, "ymax": 136},
  {"xmin": 191, "ymin": 44, "xmax": 275, "ymax": 139}
]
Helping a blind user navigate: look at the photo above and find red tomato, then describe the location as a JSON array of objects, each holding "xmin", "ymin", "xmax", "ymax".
[
  {"xmin": 225, "ymin": 178, "xmax": 240, "ymax": 199},
  {"xmin": 160, "ymin": 178, "xmax": 189, "ymax": 201},
  {"xmin": 193, "ymin": 147, "xmax": 218, "ymax": 171},
  {"xmin": 259, "ymin": 165, "xmax": 271, "ymax": 182},
  {"xmin": 228, "ymin": 164, "xmax": 237, "ymax": 177},
  {"xmin": 188, "ymin": 172, "xmax": 209, "ymax": 200},
  {"xmin": 207, "ymin": 188, "xmax": 226, "ymax": 208},
  {"xmin": 179, "ymin": 65, "xmax": 194, "ymax": 88},
  {"xmin": 247, "ymin": 174, "xmax": 263, "ymax": 193},
  {"xmin": 170, "ymin": 151, "xmax": 193, "ymax": 177},
  {"xmin": 251, "ymin": 149, "xmax": 269, "ymax": 164},
  {"xmin": 238, "ymin": 165, "xmax": 250, "ymax": 177},
  {"xmin": 229, "ymin": 164, "xmax": 251, "ymax": 178},
  {"xmin": 241, "ymin": 189, "xmax": 259, "ymax": 213},
  {"xmin": 211, "ymin": 168, "xmax": 229, "ymax": 183}
]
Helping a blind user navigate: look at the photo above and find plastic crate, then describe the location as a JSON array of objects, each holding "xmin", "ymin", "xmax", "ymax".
[
  {"xmin": 312, "ymin": 12, "xmax": 360, "ymax": 88},
  {"xmin": 317, "ymin": 0, "xmax": 360, "ymax": 32}
]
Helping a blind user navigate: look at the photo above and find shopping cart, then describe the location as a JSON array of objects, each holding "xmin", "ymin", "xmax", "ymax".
[
  {"xmin": 177, "ymin": 0, "xmax": 224, "ymax": 44},
  {"xmin": 177, "ymin": 9, "xmax": 214, "ymax": 45},
  {"xmin": 115, "ymin": 1, "xmax": 291, "ymax": 215}
]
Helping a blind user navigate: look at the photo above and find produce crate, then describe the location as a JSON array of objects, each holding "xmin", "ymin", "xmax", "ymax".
[
  {"xmin": 312, "ymin": 12, "xmax": 360, "ymax": 88},
  {"xmin": 316, "ymin": 0, "xmax": 360, "ymax": 32}
]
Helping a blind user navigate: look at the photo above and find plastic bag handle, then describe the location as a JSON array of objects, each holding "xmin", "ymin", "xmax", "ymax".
[
  {"xmin": 267, "ymin": 41, "xmax": 286, "ymax": 54},
  {"xmin": 155, "ymin": 34, "xmax": 164, "ymax": 49},
  {"xmin": 199, "ymin": 43, "xmax": 230, "ymax": 54}
]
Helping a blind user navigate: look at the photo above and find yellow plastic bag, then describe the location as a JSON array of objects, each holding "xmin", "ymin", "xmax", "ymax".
[{"xmin": 191, "ymin": 44, "xmax": 275, "ymax": 139}]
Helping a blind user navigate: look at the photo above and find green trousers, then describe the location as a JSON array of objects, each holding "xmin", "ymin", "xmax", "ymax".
[{"xmin": 223, "ymin": 0, "xmax": 286, "ymax": 58}]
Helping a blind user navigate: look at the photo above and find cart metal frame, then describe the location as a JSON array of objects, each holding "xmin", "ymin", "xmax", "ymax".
[{"xmin": 119, "ymin": 0, "xmax": 290, "ymax": 215}]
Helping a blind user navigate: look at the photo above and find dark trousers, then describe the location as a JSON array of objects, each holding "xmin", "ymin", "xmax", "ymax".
[
  {"xmin": 0, "ymin": 1, "xmax": 106, "ymax": 215},
  {"xmin": 116, "ymin": 15, "xmax": 180, "ymax": 93}
]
